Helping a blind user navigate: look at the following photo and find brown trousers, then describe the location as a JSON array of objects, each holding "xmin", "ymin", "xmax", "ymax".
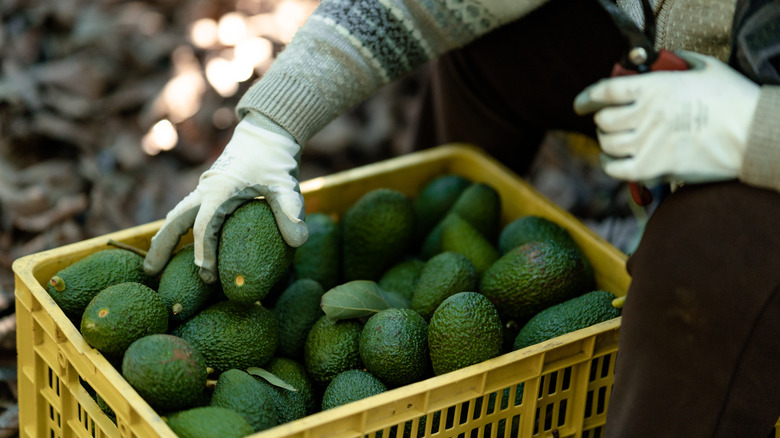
[{"xmin": 409, "ymin": 1, "xmax": 780, "ymax": 436}]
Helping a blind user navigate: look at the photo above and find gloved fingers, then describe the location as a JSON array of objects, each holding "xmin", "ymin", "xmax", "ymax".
[
  {"xmin": 595, "ymin": 99, "xmax": 671, "ymax": 159},
  {"xmin": 600, "ymin": 137, "xmax": 668, "ymax": 183},
  {"xmin": 593, "ymin": 103, "xmax": 642, "ymax": 135},
  {"xmin": 265, "ymin": 188, "xmax": 310, "ymax": 248},
  {"xmin": 144, "ymin": 192, "xmax": 202, "ymax": 276},
  {"xmin": 573, "ymin": 76, "xmax": 647, "ymax": 115},
  {"xmin": 596, "ymin": 128, "xmax": 641, "ymax": 159},
  {"xmin": 573, "ymin": 81, "xmax": 611, "ymax": 115},
  {"xmin": 603, "ymin": 158, "xmax": 668, "ymax": 183},
  {"xmin": 191, "ymin": 192, "xmax": 250, "ymax": 284},
  {"xmin": 600, "ymin": 154, "xmax": 646, "ymax": 182},
  {"xmin": 595, "ymin": 110, "xmax": 662, "ymax": 160}
]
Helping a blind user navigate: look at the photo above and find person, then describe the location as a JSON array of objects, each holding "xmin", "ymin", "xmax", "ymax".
[{"xmin": 143, "ymin": 0, "xmax": 780, "ymax": 436}]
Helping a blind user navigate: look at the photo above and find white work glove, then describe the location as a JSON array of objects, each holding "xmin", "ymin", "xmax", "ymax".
[
  {"xmin": 144, "ymin": 118, "xmax": 309, "ymax": 283},
  {"xmin": 573, "ymin": 51, "xmax": 760, "ymax": 185}
]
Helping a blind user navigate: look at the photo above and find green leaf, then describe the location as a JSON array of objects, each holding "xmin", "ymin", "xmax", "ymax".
[
  {"xmin": 321, "ymin": 280, "xmax": 391, "ymax": 320},
  {"xmin": 246, "ymin": 367, "xmax": 297, "ymax": 392}
]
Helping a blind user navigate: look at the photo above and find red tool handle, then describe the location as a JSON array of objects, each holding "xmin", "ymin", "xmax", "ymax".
[
  {"xmin": 611, "ymin": 50, "xmax": 688, "ymax": 205},
  {"xmin": 612, "ymin": 49, "xmax": 689, "ymax": 77}
]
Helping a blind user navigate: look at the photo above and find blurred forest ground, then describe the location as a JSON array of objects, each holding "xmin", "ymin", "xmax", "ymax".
[{"xmin": 0, "ymin": 0, "xmax": 644, "ymax": 434}]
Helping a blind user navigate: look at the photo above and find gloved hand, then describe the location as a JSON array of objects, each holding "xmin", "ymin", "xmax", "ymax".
[
  {"xmin": 144, "ymin": 117, "xmax": 309, "ymax": 283},
  {"xmin": 573, "ymin": 51, "xmax": 760, "ymax": 185}
]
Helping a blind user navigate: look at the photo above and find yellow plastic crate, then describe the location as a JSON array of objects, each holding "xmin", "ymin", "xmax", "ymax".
[{"xmin": 14, "ymin": 144, "xmax": 631, "ymax": 438}]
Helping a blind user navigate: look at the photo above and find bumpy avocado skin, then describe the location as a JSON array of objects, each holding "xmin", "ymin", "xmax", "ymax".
[{"xmin": 218, "ymin": 199, "xmax": 295, "ymax": 304}]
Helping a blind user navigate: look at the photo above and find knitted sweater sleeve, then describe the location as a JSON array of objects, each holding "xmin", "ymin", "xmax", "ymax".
[
  {"xmin": 236, "ymin": 0, "xmax": 549, "ymax": 146},
  {"xmin": 739, "ymin": 86, "xmax": 780, "ymax": 192}
]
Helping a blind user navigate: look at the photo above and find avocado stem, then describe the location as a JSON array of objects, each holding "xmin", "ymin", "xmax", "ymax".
[
  {"xmin": 50, "ymin": 276, "xmax": 66, "ymax": 292},
  {"xmin": 612, "ymin": 295, "xmax": 626, "ymax": 309},
  {"xmin": 106, "ymin": 239, "xmax": 148, "ymax": 257}
]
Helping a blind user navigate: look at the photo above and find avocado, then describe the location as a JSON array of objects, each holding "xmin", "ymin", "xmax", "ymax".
[
  {"xmin": 158, "ymin": 244, "xmax": 220, "ymax": 324},
  {"xmin": 498, "ymin": 215, "xmax": 595, "ymax": 284},
  {"xmin": 164, "ymin": 406, "xmax": 254, "ymax": 438},
  {"xmin": 80, "ymin": 282, "xmax": 168, "ymax": 359},
  {"xmin": 513, "ymin": 290, "xmax": 621, "ymax": 350},
  {"xmin": 342, "ymin": 188, "xmax": 415, "ymax": 281},
  {"xmin": 176, "ymin": 300, "xmax": 278, "ymax": 373},
  {"xmin": 449, "ymin": 182, "xmax": 502, "ymax": 242},
  {"xmin": 121, "ymin": 334, "xmax": 207, "ymax": 412},
  {"xmin": 218, "ymin": 199, "xmax": 295, "ymax": 304},
  {"xmin": 419, "ymin": 221, "xmax": 445, "ymax": 261},
  {"xmin": 411, "ymin": 252, "xmax": 478, "ymax": 321},
  {"xmin": 293, "ymin": 212, "xmax": 342, "ymax": 290},
  {"xmin": 254, "ymin": 357, "xmax": 317, "ymax": 424},
  {"xmin": 428, "ymin": 292, "xmax": 502, "ymax": 376},
  {"xmin": 47, "ymin": 248, "xmax": 157, "ymax": 322},
  {"xmin": 498, "ymin": 215, "xmax": 576, "ymax": 254},
  {"xmin": 95, "ymin": 393, "xmax": 116, "ymax": 424},
  {"xmin": 359, "ymin": 308, "xmax": 430, "ymax": 387},
  {"xmin": 320, "ymin": 369, "xmax": 387, "ymax": 410},
  {"xmin": 256, "ymin": 267, "xmax": 293, "ymax": 310},
  {"xmin": 303, "ymin": 315, "xmax": 363, "ymax": 387},
  {"xmin": 420, "ymin": 182, "xmax": 502, "ymax": 259},
  {"xmin": 480, "ymin": 240, "xmax": 595, "ymax": 323},
  {"xmin": 413, "ymin": 174, "xmax": 471, "ymax": 241},
  {"xmin": 210, "ymin": 369, "xmax": 278, "ymax": 432},
  {"xmin": 440, "ymin": 214, "xmax": 500, "ymax": 276},
  {"xmin": 377, "ymin": 258, "xmax": 425, "ymax": 302},
  {"xmin": 273, "ymin": 278, "xmax": 326, "ymax": 360}
]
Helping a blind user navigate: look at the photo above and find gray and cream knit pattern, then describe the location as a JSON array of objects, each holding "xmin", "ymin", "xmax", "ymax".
[{"xmin": 237, "ymin": 0, "xmax": 548, "ymax": 145}]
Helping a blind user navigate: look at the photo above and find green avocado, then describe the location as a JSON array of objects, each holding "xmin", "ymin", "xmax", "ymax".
[
  {"xmin": 176, "ymin": 300, "xmax": 278, "ymax": 373},
  {"xmin": 47, "ymin": 248, "xmax": 157, "ymax": 322},
  {"xmin": 158, "ymin": 243, "xmax": 220, "ymax": 324},
  {"xmin": 427, "ymin": 292, "xmax": 502, "ymax": 376},
  {"xmin": 210, "ymin": 369, "xmax": 278, "ymax": 432},
  {"xmin": 121, "ymin": 334, "xmax": 207, "ymax": 412},
  {"xmin": 513, "ymin": 290, "xmax": 621, "ymax": 350},
  {"xmin": 218, "ymin": 199, "xmax": 295, "ymax": 304},
  {"xmin": 164, "ymin": 406, "xmax": 254, "ymax": 438},
  {"xmin": 80, "ymin": 282, "xmax": 168, "ymax": 360},
  {"xmin": 342, "ymin": 188, "xmax": 415, "ymax": 281}
]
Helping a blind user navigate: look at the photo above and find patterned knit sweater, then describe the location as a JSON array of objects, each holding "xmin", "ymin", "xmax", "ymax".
[{"xmin": 236, "ymin": 0, "xmax": 780, "ymax": 193}]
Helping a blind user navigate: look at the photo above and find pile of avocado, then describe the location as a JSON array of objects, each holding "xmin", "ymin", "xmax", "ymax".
[{"xmin": 45, "ymin": 174, "xmax": 621, "ymax": 438}]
